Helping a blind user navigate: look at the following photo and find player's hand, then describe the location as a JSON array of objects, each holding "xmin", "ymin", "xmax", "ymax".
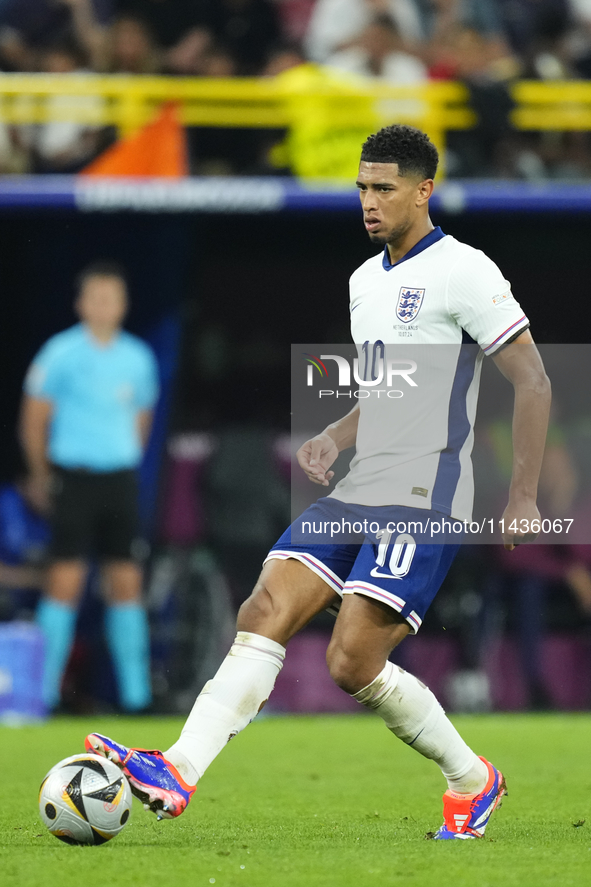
[
  {"xmin": 296, "ymin": 433, "xmax": 339, "ymax": 486},
  {"xmin": 566, "ymin": 563, "xmax": 591, "ymax": 615},
  {"xmin": 500, "ymin": 497, "xmax": 541, "ymax": 550},
  {"xmin": 24, "ymin": 472, "xmax": 52, "ymax": 516}
]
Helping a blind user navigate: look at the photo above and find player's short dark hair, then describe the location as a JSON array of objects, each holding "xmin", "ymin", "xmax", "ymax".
[
  {"xmin": 360, "ymin": 125, "xmax": 439, "ymax": 180},
  {"xmin": 76, "ymin": 260, "xmax": 127, "ymax": 292}
]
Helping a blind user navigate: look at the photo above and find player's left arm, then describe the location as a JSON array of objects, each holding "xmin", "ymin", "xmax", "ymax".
[
  {"xmin": 135, "ymin": 344, "xmax": 159, "ymax": 451},
  {"xmin": 492, "ymin": 329, "xmax": 551, "ymax": 550},
  {"xmin": 137, "ymin": 409, "xmax": 154, "ymax": 450}
]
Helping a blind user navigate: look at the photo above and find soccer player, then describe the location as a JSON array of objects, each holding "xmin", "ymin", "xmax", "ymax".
[
  {"xmin": 85, "ymin": 126, "xmax": 551, "ymax": 839},
  {"xmin": 21, "ymin": 261, "xmax": 159, "ymax": 712}
]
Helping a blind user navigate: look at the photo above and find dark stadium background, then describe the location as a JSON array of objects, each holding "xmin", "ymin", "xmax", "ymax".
[
  {"xmin": 1, "ymin": 207, "xmax": 588, "ymax": 477},
  {"xmin": 1, "ymin": 205, "xmax": 589, "ymax": 712}
]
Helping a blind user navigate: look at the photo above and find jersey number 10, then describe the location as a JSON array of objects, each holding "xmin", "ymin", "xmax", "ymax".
[{"xmin": 370, "ymin": 529, "xmax": 416, "ymax": 579}]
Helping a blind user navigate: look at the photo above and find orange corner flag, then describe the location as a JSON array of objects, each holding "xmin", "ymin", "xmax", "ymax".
[{"xmin": 81, "ymin": 103, "xmax": 188, "ymax": 177}]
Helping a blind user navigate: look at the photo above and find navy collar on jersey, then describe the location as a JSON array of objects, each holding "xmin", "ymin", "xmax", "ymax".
[{"xmin": 382, "ymin": 226, "xmax": 445, "ymax": 271}]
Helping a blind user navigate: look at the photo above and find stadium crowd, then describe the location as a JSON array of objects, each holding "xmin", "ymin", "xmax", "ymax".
[
  {"xmin": 1, "ymin": 7, "xmax": 591, "ymax": 716},
  {"xmin": 1, "ymin": 0, "xmax": 591, "ymax": 175},
  {"xmin": 3, "ymin": 0, "xmax": 591, "ymax": 80}
]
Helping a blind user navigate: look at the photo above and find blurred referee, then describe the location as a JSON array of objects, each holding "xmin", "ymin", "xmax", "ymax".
[{"xmin": 20, "ymin": 261, "xmax": 159, "ymax": 712}]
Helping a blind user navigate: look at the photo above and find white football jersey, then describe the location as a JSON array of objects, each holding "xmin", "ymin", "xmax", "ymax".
[{"xmin": 329, "ymin": 228, "xmax": 529, "ymax": 521}]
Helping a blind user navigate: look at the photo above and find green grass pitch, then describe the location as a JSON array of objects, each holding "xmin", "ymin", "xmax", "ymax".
[{"xmin": 2, "ymin": 713, "xmax": 591, "ymax": 887}]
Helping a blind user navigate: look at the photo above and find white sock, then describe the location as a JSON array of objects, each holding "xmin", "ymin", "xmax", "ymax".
[
  {"xmin": 165, "ymin": 631, "xmax": 285, "ymax": 785},
  {"xmin": 353, "ymin": 662, "xmax": 488, "ymax": 795}
]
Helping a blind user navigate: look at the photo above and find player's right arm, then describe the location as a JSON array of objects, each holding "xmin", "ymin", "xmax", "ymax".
[
  {"xmin": 20, "ymin": 340, "xmax": 62, "ymax": 515},
  {"xmin": 448, "ymin": 246, "xmax": 549, "ymax": 547},
  {"xmin": 492, "ymin": 330, "xmax": 551, "ymax": 550},
  {"xmin": 296, "ymin": 403, "xmax": 360, "ymax": 486},
  {"xmin": 19, "ymin": 395, "xmax": 54, "ymax": 514}
]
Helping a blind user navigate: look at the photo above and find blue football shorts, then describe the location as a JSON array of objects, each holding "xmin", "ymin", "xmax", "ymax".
[{"xmin": 264, "ymin": 497, "xmax": 462, "ymax": 633}]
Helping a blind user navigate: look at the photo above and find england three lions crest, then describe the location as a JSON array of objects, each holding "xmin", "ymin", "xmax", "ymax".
[{"xmin": 396, "ymin": 287, "xmax": 425, "ymax": 323}]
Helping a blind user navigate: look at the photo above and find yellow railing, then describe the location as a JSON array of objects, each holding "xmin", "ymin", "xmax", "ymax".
[
  {"xmin": 2, "ymin": 73, "xmax": 590, "ymax": 178},
  {"xmin": 0, "ymin": 71, "xmax": 474, "ymax": 179},
  {"xmin": 512, "ymin": 80, "xmax": 591, "ymax": 130}
]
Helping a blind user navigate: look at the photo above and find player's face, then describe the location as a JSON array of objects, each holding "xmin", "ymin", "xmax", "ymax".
[
  {"xmin": 356, "ymin": 161, "xmax": 429, "ymax": 246},
  {"xmin": 77, "ymin": 275, "xmax": 128, "ymax": 331}
]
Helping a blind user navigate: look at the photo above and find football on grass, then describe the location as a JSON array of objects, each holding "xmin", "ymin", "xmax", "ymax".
[{"xmin": 39, "ymin": 753, "xmax": 132, "ymax": 845}]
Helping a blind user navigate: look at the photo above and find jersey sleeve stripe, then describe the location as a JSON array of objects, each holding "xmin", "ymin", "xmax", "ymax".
[{"xmin": 483, "ymin": 316, "xmax": 528, "ymax": 354}]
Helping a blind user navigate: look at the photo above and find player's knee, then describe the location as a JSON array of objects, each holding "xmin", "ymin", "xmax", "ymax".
[
  {"xmin": 237, "ymin": 585, "xmax": 275, "ymax": 631},
  {"xmin": 326, "ymin": 639, "xmax": 365, "ymax": 694},
  {"xmin": 237, "ymin": 576, "xmax": 297, "ymax": 637}
]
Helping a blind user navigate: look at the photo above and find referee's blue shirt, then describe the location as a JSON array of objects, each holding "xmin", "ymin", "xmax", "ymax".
[{"xmin": 24, "ymin": 324, "xmax": 159, "ymax": 472}]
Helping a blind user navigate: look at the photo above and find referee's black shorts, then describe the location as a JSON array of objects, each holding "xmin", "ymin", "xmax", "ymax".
[{"xmin": 49, "ymin": 467, "xmax": 141, "ymax": 561}]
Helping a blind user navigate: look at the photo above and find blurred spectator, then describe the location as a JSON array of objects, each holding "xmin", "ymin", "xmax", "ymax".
[
  {"xmin": 496, "ymin": 0, "xmax": 571, "ymax": 63},
  {"xmin": 20, "ymin": 39, "xmax": 109, "ymax": 173},
  {"xmin": 163, "ymin": 27, "xmax": 214, "ymax": 75},
  {"xmin": 0, "ymin": 23, "xmax": 35, "ymax": 71},
  {"xmin": 263, "ymin": 41, "xmax": 308, "ymax": 75},
  {"xmin": 424, "ymin": 0, "xmax": 514, "ymax": 78},
  {"xmin": 114, "ymin": 1, "xmax": 218, "ymax": 76},
  {"xmin": 119, "ymin": 0, "xmax": 283, "ymax": 75},
  {"xmin": 107, "ymin": 13, "xmax": 162, "ymax": 72},
  {"xmin": 54, "ymin": 0, "xmax": 111, "ymax": 71},
  {"xmin": 274, "ymin": 0, "xmax": 316, "ymax": 43},
  {"xmin": 0, "ymin": 0, "xmax": 163, "ymax": 74},
  {"xmin": 0, "ymin": 123, "xmax": 29, "ymax": 173},
  {"xmin": 68, "ymin": 5, "xmax": 163, "ymax": 73},
  {"xmin": 305, "ymin": 0, "xmax": 427, "ymax": 63},
  {"xmin": 326, "ymin": 14, "xmax": 428, "ymax": 81},
  {"xmin": 200, "ymin": 43, "xmax": 238, "ymax": 77},
  {"xmin": 193, "ymin": 0, "xmax": 283, "ymax": 75},
  {"xmin": 428, "ymin": 24, "xmax": 519, "ymax": 81},
  {"xmin": 426, "ymin": 0, "xmax": 505, "ymax": 45},
  {"xmin": 568, "ymin": 0, "xmax": 591, "ymax": 75},
  {"xmin": 0, "ymin": 0, "xmax": 112, "ymax": 71},
  {"xmin": 117, "ymin": 0, "xmax": 199, "ymax": 50}
]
